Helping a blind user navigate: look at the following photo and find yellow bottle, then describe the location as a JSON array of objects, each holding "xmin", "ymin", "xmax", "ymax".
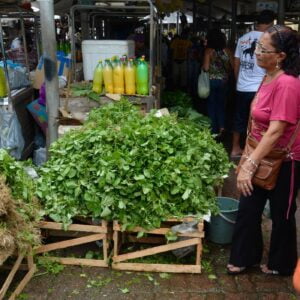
[
  {"xmin": 113, "ymin": 59, "xmax": 124, "ymax": 94},
  {"xmin": 92, "ymin": 60, "xmax": 103, "ymax": 94},
  {"xmin": 124, "ymin": 59, "xmax": 136, "ymax": 95},
  {"xmin": 103, "ymin": 60, "xmax": 114, "ymax": 94},
  {"xmin": 0, "ymin": 67, "xmax": 7, "ymax": 98}
]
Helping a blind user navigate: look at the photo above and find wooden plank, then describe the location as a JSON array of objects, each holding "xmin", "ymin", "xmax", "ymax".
[
  {"xmin": 35, "ymin": 233, "xmax": 105, "ymax": 254},
  {"xmin": 103, "ymin": 238, "xmax": 108, "ymax": 262},
  {"xmin": 112, "ymin": 262, "xmax": 201, "ymax": 274},
  {"xmin": 113, "ymin": 230, "xmax": 119, "ymax": 257},
  {"xmin": 39, "ymin": 221, "xmax": 107, "ymax": 233},
  {"xmin": 127, "ymin": 235, "xmax": 165, "ymax": 244},
  {"xmin": 27, "ymin": 256, "xmax": 34, "ymax": 269},
  {"xmin": 113, "ymin": 238, "xmax": 200, "ymax": 263},
  {"xmin": 8, "ymin": 264, "xmax": 36, "ymax": 300},
  {"xmin": 196, "ymin": 242, "xmax": 202, "ymax": 266},
  {"xmin": 46, "ymin": 257, "xmax": 108, "ymax": 267},
  {"xmin": 113, "ymin": 224, "xmax": 204, "ymax": 238},
  {"xmin": 0, "ymin": 254, "xmax": 24, "ymax": 299}
]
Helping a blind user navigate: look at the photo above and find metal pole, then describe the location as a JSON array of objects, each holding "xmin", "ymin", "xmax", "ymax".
[
  {"xmin": 34, "ymin": 17, "xmax": 41, "ymax": 60},
  {"xmin": 193, "ymin": 0, "xmax": 196, "ymax": 33},
  {"xmin": 81, "ymin": 11, "xmax": 89, "ymax": 40},
  {"xmin": 149, "ymin": 3, "xmax": 154, "ymax": 95},
  {"xmin": 38, "ymin": 0, "xmax": 59, "ymax": 147},
  {"xmin": 0, "ymin": 18, "xmax": 12, "ymax": 111},
  {"xmin": 278, "ymin": 0, "xmax": 285, "ymax": 25},
  {"xmin": 230, "ymin": 0, "xmax": 237, "ymax": 47},
  {"xmin": 176, "ymin": 11, "xmax": 179, "ymax": 34},
  {"xmin": 20, "ymin": 16, "xmax": 30, "ymax": 72},
  {"xmin": 208, "ymin": 0, "xmax": 213, "ymax": 30}
]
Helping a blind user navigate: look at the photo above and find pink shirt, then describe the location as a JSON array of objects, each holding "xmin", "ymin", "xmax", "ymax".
[{"xmin": 251, "ymin": 73, "xmax": 300, "ymax": 161}]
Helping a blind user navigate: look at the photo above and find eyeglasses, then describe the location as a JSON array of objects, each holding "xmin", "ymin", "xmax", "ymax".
[{"xmin": 255, "ymin": 42, "xmax": 278, "ymax": 54}]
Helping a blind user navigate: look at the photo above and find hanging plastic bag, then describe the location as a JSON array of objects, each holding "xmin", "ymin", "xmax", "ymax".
[
  {"xmin": 171, "ymin": 221, "xmax": 198, "ymax": 258},
  {"xmin": 198, "ymin": 70, "xmax": 210, "ymax": 98},
  {"xmin": 0, "ymin": 109, "xmax": 24, "ymax": 159}
]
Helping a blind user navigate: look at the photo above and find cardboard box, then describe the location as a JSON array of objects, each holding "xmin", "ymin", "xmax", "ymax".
[{"xmin": 33, "ymin": 53, "xmax": 71, "ymax": 90}]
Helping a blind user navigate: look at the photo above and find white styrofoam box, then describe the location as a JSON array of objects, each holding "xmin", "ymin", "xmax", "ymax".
[{"xmin": 82, "ymin": 40, "xmax": 135, "ymax": 81}]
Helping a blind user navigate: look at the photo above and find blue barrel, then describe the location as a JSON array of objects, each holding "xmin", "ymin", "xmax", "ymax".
[{"xmin": 207, "ymin": 197, "xmax": 239, "ymax": 244}]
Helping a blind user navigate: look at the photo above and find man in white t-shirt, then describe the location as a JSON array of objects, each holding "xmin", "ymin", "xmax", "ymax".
[{"xmin": 231, "ymin": 10, "xmax": 275, "ymax": 157}]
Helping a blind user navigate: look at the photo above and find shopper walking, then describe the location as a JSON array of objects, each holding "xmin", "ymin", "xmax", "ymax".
[
  {"xmin": 231, "ymin": 10, "xmax": 275, "ymax": 157},
  {"xmin": 227, "ymin": 25, "xmax": 300, "ymax": 276},
  {"xmin": 203, "ymin": 29, "xmax": 233, "ymax": 135},
  {"xmin": 170, "ymin": 30, "xmax": 192, "ymax": 89}
]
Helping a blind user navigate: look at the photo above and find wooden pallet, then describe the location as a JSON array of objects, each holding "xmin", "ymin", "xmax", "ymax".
[
  {"xmin": 112, "ymin": 218, "xmax": 204, "ymax": 274},
  {"xmin": 0, "ymin": 255, "xmax": 36, "ymax": 300},
  {"xmin": 36, "ymin": 220, "xmax": 109, "ymax": 267}
]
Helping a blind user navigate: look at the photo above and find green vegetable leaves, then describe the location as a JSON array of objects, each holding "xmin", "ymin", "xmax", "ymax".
[{"xmin": 37, "ymin": 100, "xmax": 231, "ymax": 229}]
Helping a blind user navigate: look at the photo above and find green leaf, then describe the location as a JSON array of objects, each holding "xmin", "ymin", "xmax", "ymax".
[
  {"xmin": 159, "ymin": 273, "xmax": 171, "ymax": 279},
  {"xmin": 182, "ymin": 188, "xmax": 192, "ymax": 200},
  {"xmin": 100, "ymin": 207, "xmax": 111, "ymax": 217},
  {"xmin": 119, "ymin": 288, "xmax": 130, "ymax": 294}
]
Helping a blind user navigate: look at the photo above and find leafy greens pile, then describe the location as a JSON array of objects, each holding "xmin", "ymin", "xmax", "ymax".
[
  {"xmin": 161, "ymin": 91, "xmax": 211, "ymax": 129},
  {"xmin": 37, "ymin": 100, "xmax": 231, "ymax": 229},
  {"xmin": 0, "ymin": 150, "xmax": 41, "ymax": 264}
]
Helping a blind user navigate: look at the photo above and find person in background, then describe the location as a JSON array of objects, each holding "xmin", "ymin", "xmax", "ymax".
[
  {"xmin": 227, "ymin": 25, "xmax": 300, "ymax": 276},
  {"xmin": 231, "ymin": 10, "xmax": 275, "ymax": 157},
  {"xmin": 203, "ymin": 29, "xmax": 233, "ymax": 136},
  {"xmin": 170, "ymin": 30, "xmax": 192, "ymax": 89},
  {"xmin": 187, "ymin": 36, "xmax": 202, "ymax": 96}
]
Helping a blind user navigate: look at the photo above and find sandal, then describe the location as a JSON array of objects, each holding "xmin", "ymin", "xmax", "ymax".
[
  {"xmin": 226, "ymin": 264, "xmax": 246, "ymax": 275},
  {"xmin": 260, "ymin": 264, "xmax": 279, "ymax": 275}
]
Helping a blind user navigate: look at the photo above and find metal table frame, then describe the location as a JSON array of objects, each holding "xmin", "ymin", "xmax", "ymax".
[{"xmin": 69, "ymin": 0, "xmax": 160, "ymax": 97}]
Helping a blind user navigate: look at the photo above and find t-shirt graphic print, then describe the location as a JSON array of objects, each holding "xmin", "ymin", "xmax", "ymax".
[{"xmin": 235, "ymin": 31, "xmax": 265, "ymax": 92}]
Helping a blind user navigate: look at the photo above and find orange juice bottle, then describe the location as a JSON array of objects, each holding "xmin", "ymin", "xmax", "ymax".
[
  {"xmin": 124, "ymin": 59, "xmax": 136, "ymax": 95},
  {"xmin": 92, "ymin": 60, "xmax": 103, "ymax": 94},
  {"xmin": 113, "ymin": 59, "xmax": 124, "ymax": 94},
  {"xmin": 103, "ymin": 60, "xmax": 114, "ymax": 94}
]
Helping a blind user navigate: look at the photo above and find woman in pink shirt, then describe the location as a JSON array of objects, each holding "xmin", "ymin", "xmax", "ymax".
[{"xmin": 227, "ymin": 25, "xmax": 300, "ymax": 276}]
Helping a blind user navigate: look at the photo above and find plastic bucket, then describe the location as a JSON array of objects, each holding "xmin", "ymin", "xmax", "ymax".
[{"xmin": 207, "ymin": 197, "xmax": 239, "ymax": 244}]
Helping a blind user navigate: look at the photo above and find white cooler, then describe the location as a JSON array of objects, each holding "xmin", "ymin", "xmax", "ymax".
[{"xmin": 82, "ymin": 40, "xmax": 135, "ymax": 81}]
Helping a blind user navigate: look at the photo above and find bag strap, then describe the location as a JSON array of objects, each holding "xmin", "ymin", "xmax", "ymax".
[
  {"xmin": 246, "ymin": 76, "xmax": 266, "ymax": 135},
  {"xmin": 286, "ymin": 121, "xmax": 300, "ymax": 151}
]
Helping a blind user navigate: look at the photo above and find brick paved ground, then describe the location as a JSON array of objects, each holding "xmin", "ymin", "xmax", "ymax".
[{"xmin": 2, "ymin": 187, "xmax": 298, "ymax": 300}]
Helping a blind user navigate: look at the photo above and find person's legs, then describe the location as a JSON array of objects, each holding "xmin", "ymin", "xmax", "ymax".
[
  {"xmin": 216, "ymin": 80, "xmax": 227, "ymax": 133},
  {"xmin": 172, "ymin": 61, "xmax": 180, "ymax": 88},
  {"xmin": 229, "ymin": 186, "xmax": 267, "ymax": 268},
  {"xmin": 266, "ymin": 162, "xmax": 299, "ymax": 275},
  {"xmin": 206, "ymin": 79, "xmax": 219, "ymax": 134},
  {"xmin": 231, "ymin": 91, "xmax": 255, "ymax": 156}
]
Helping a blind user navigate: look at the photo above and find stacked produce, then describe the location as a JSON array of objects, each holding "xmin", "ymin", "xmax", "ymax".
[
  {"xmin": 0, "ymin": 150, "xmax": 41, "ymax": 265},
  {"xmin": 37, "ymin": 100, "xmax": 231, "ymax": 229},
  {"xmin": 92, "ymin": 56, "xmax": 149, "ymax": 96},
  {"xmin": 161, "ymin": 91, "xmax": 211, "ymax": 129}
]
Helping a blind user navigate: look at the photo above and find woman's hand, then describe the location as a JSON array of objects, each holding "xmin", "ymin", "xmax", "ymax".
[{"xmin": 236, "ymin": 159, "xmax": 257, "ymax": 197}]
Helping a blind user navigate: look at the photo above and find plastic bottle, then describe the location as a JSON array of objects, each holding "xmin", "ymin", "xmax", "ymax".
[
  {"xmin": 92, "ymin": 61, "xmax": 103, "ymax": 94},
  {"xmin": 103, "ymin": 60, "xmax": 114, "ymax": 94},
  {"xmin": 124, "ymin": 59, "xmax": 136, "ymax": 95},
  {"xmin": 0, "ymin": 67, "xmax": 7, "ymax": 98},
  {"xmin": 136, "ymin": 56, "xmax": 149, "ymax": 95},
  {"xmin": 113, "ymin": 59, "xmax": 124, "ymax": 94}
]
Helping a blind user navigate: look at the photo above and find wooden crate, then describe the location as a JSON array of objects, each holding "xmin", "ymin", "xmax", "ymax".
[
  {"xmin": 112, "ymin": 218, "xmax": 204, "ymax": 274},
  {"xmin": 36, "ymin": 220, "xmax": 109, "ymax": 267},
  {"xmin": 0, "ymin": 255, "xmax": 36, "ymax": 300}
]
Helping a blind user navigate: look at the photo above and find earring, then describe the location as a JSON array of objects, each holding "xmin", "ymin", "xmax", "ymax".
[{"xmin": 276, "ymin": 60, "xmax": 280, "ymax": 69}]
